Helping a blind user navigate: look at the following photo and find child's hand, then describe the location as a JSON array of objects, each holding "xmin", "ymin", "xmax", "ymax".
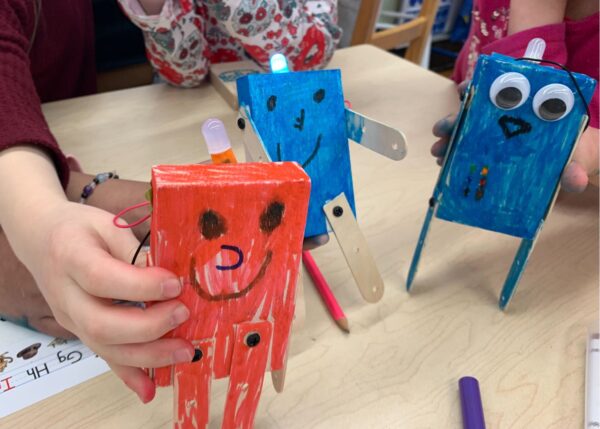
[
  {"xmin": 560, "ymin": 126, "xmax": 599, "ymax": 192},
  {"xmin": 430, "ymin": 80, "xmax": 467, "ymax": 165},
  {"xmin": 30, "ymin": 202, "xmax": 194, "ymax": 403},
  {"xmin": 0, "ymin": 147, "xmax": 194, "ymax": 403},
  {"xmin": 430, "ymin": 114, "xmax": 457, "ymax": 165},
  {"xmin": 0, "ymin": 226, "xmax": 73, "ymax": 338}
]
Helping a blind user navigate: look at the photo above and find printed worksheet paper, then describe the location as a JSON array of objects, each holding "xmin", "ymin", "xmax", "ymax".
[{"xmin": 0, "ymin": 320, "xmax": 109, "ymax": 418}]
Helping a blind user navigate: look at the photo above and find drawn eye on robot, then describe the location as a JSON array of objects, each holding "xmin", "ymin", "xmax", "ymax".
[
  {"xmin": 236, "ymin": 54, "xmax": 408, "ymax": 303},
  {"xmin": 407, "ymin": 38, "xmax": 597, "ymax": 310}
]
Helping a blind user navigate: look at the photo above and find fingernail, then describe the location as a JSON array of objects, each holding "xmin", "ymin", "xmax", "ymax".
[
  {"xmin": 161, "ymin": 278, "xmax": 181, "ymax": 298},
  {"xmin": 173, "ymin": 348, "xmax": 193, "ymax": 363},
  {"xmin": 171, "ymin": 305, "xmax": 190, "ymax": 327}
]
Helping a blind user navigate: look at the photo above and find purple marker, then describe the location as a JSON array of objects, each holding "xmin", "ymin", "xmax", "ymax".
[{"xmin": 459, "ymin": 376, "xmax": 486, "ymax": 429}]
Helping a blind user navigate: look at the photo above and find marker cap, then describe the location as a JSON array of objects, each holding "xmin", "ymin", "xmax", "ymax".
[{"xmin": 459, "ymin": 376, "xmax": 486, "ymax": 429}]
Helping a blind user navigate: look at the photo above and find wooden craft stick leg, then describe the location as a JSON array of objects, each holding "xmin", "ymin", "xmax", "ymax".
[
  {"xmin": 223, "ymin": 321, "xmax": 273, "ymax": 429},
  {"xmin": 323, "ymin": 193, "xmax": 384, "ymax": 303},
  {"xmin": 406, "ymin": 203, "xmax": 435, "ymax": 292},
  {"xmin": 291, "ymin": 268, "xmax": 306, "ymax": 333},
  {"xmin": 173, "ymin": 339, "xmax": 215, "ymax": 429},
  {"xmin": 498, "ymin": 237, "xmax": 537, "ymax": 311},
  {"xmin": 152, "ymin": 365, "xmax": 174, "ymax": 387},
  {"xmin": 272, "ymin": 270, "xmax": 302, "ymax": 393},
  {"xmin": 271, "ymin": 356, "xmax": 287, "ymax": 394}
]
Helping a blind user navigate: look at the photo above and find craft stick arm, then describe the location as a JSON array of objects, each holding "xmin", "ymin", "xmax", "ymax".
[
  {"xmin": 324, "ymin": 193, "xmax": 384, "ymax": 303},
  {"xmin": 238, "ymin": 105, "xmax": 272, "ymax": 163},
  {"xmin": 345, "ymin": 108, "xmax": 408, "ymax": 161}
]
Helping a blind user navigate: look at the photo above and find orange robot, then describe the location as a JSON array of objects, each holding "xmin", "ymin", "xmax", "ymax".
[{"xmin": 148, "ymin": 162, "xmax": 310, "ymax": 428}]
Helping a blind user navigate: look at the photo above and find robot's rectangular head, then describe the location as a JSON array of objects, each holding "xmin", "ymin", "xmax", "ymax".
[
  {"xmin": 237, "ymin": 69, "xmax": 355, "ymax": 237},
  {"xmin": 436, "ymin": 53, "xmax": 597, "ymax": 238}
]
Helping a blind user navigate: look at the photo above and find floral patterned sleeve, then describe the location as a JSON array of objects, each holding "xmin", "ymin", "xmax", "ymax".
[
  {"xmin": 118, "ymin": 0, "xmax": 341, "ymax": 88},
  {"xmin": 118, "ymin": 0, "xmax": 210, "ymax": 87},
  {"xmin": 215, "ymin": 0, "xmax": 342, "ymax": 71}
]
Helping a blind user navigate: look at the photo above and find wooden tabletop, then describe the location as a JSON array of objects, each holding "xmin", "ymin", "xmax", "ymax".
[{"xmin": 4, "ymin": 45, "xmax": 598, "ymax": 428}]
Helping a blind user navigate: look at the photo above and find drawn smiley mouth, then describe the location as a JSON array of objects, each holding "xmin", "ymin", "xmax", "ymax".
[
  {"xmin": 276, "ymin": 134, "xmax": 322, "ymax": 169},
  {"xmin": 190, "ymin": 250, "xmax": 273, "ymax": 301}
]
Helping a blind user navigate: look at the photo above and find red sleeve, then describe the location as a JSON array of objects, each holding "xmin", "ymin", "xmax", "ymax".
[
  {"xmin": 0, "ymin": 0, "xmax": 69, "ymax": 187},
  {"xmin": 480, "ymin": 23, "xmax": 568, "ymax": 64}
]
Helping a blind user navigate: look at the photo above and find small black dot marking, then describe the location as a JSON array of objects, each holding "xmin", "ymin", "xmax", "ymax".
[
  {"xmin": 237, "ymin": 117, "xmax": 246, "ymax": 130},
  {"xmin": 313, "ymin": 89, "xmax": 325, "ymax": 103},
  {"xmin": 267, "ymin": 95, "xmax": 277, "ymax": 111},
  {"xmin": 192, "ymin": 348, "xmax": 203, "ymax": 362},
  {"xmin": 428, "ymin": 197, "xmax": 436, "ymax": 208},
  {"xmin": 332, "ymin": 206, "xmax": 343, "ymax": 217},
  {"xmin": 245, "ymin": 332, "xmax": 261, "ymax": 347}
]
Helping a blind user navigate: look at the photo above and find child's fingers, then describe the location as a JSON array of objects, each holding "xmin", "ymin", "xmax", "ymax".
[
  {"xmin": 102, "ymin": 338, "xmax": 194, "ymax": 369},
  {"xmin": 66, "ymin": 289, "xmax": 189, "ymax": 345},
  {"xmin": 561, "ymin": 161, "xmax": 589, "ymax": 193},
  {"xmin": 431, "ymin": 137, "xmax": 449, "ymax": 158},
  {"xmin": 28, "ymin": 315, "xmax": 76, "ymax": 339},
  {"xmin": 432, "ymin": 115, "xmax": 456, "ymax": 138},
  {"xmin": 457, "ymin": 80, "xmax": 469, "ymax": 97},
  {"xmin": 69, "ymin": 245, "xmax": 182, "ymax": 302},
  {"xmin": 94, "ymin": 217, "xmax": 144, "ymax": 264},
  {"xmin": 109, "ymin": 363, "xmax": 156, "ymax": 404},
  {"xmin": 133, "ymin": 247, "xmax": 150, "ymax": 268}
]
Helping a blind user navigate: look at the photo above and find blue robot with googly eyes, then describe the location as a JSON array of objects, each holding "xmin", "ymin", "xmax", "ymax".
[{"xmin": 407, "ymin": 39, "xmax": 597, "ymax": 310}]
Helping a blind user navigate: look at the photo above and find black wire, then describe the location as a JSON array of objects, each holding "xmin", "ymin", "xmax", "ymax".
[
  {"xmin": 131, "ymin": 230, "xmax": 151, "ymax": 265},
  {"xmin": 516, "ymin": 57, "xmax": 592, "ymax": 129}
]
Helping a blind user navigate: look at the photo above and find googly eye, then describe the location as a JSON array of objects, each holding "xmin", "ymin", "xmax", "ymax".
[
  {"xmin": 532, "ymin": 83, "xmax": 574, "ymax": 121},
  {"xmin": 489, "ymin": 72, "xmax": 530, "ymax": 110}
]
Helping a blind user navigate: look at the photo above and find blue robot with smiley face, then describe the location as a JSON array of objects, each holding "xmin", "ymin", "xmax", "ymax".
[
  {"xmin": 407, "ymin": 39, "xmax": 597, "ymax": 310},
  {"xmin": 236, "ymin": 55, "xmax": 407, "ymax": 303}
]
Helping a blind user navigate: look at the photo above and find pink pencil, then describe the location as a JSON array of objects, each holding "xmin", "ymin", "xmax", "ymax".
[{"xmin": 302, "ymin": 250, "xmax": 349, "ymax": 333}]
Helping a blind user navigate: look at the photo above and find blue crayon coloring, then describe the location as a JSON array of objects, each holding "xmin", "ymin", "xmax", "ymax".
[
  {"xmin": 237, "ymin": 69, "xmax": 355, "ymax": 238},
  {"xmin": 407, "ymin": 39, "xmax": 597, "ymax": 309}
]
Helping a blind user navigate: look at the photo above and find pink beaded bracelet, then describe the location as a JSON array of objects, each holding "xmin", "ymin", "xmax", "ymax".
[{"xmin": 79, "ymin": 171, "xmax": 118, "ymax": 204}]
